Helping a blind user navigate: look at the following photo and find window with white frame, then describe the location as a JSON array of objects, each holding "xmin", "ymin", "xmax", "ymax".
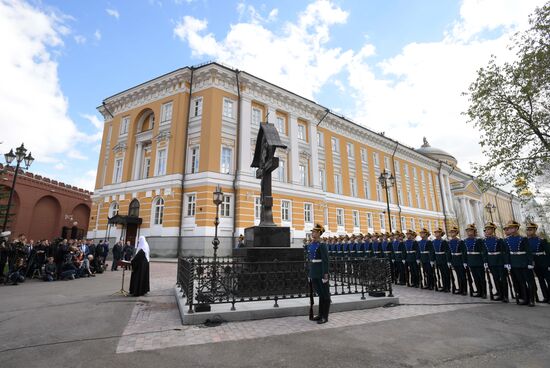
[
  {"xmin": 108, "ymin": 202, "xmax": 119, "ymax": 218},
  {"xmin": 376, "ymin": 183, "xmax": 382, "ymax": 201},
  {"xmin": 373, "ymin": 152, "xmax": 380, "ymax": 167},
  {"xmin": 281, "ymin": 200, "xmax": 291, "ymax": 222},
  {"xmin": 142, "ymin": 157, "xmax": 151, "ymax": 179},
  {"xmin": 277, "ymin": 159, "xmax": 286, "ymax": 182},
  {"xmin": 254, "ymin": 197, "xmax": 261, "ymax": 220},
  {"xmin": 119, "ymin": 116, "xmax": 130, "ymax": 136},
  {"xmin": 413, "ymin": 167, "xmax": 418, "ymax": 180},
  {"xmin": 336, "ymin": 208, "xmax": 344, "ymax": 227},
  {"xmin": 160, "ymin": 102, "xmax": 173, "ymax": 124},
  {"xmin": 323, "ymin": 206, "xmax": 328, "ymax": 226},
  {"xmin": 221, "ymin": 195, "xmax": 232, "ymax": 217},
  {"xmin": 252, "ymin": 108, "xmax": 261, "ymax": 126},
  {"xmin": 391, "ymin": 215, "xmax": 397, "ymax": 230},
  {"xmin": 221, "ymin": 147, "xmax": 232, "ymax": 174},
  {"xmin": 186, "ymin": 194, "xmax": 196, "ymax": 216},
  {"xmin": 384, "ymin": 156, "xmax": 390, "ymax": 171},
  {"xmin": 317, "ymin": 131, "xmax": 324, "ymax": 147},
  {"xmin": 319, "ymin": 169, "xmax": 326, "ymax": 191},
  {"xmin": 152, "ymin": 197, "xmax": 165, "ymax": 225},
  {"xmin": 352, "ymin": 210, "xmax": 360, "ymax": 228},
  {"xmin": 415, "ymin": 193, "xmax": 421, "ymax": 208},
  {"xmin": 298, "ymin": 124, "xmax": 306, "ymax": 140},
  {"xmin": 155, "ymin": 149, "xmax": 167, "ymax": 176},
  {"xmin": 331, "ymin": 137, "xmax": 339, "ymax": 153},
  {"xmin": 401, "ymin": 216, "xmax": 406, "ymax": 231},
  {"xmin": 379, "ymin": 213, "xmax": 386, "ymax": 230},
  {"xmin": 192, "ymin": 97, "xmax": 203, "ymax": 117},
  {"xmin": 189, "ymin": 146, "xmax": 199, "ymax": 174},
  {"xmin": 350, "ymin": 177, "xmax": 357, "ymax": 197},
  {"xmin": 113, "ymin": 158, "xmax": 123, "ymax": 183},
  {"xmin": 404, "ymin": 164, "xmax": 409, "ymax": 178},
  {"xmin": 275, "ymin": 116, "xmax": 285, "ymax": 135},
  {"xmin": 334, "ymin": 174, "xmax": 342, "ymax": 194},
  {"xmin": 304, "ymin": 203, "xmax": 313, "ymax": 224},
  {"xmin": 223, "ymin": 98, "xmax": 234, "ymax": 118},
  {"xmin": 407, "ymin": 189, "xmax": 413, "ymax": 206},
  {"xmin": 363, "ymin": 180, "xmax": 371, "ymax": 199},
  {"xmin": 367, "ymin": 212, "xmax": 374, "ymax": 229},
  {"xmin": 361, "ymin": 148, "xmax": 367, "ymax": 163},
  {"xmin": 419, "ymin": 219, "xmax": 424, "ymax": 229},
  {"xmin": 411, "ymin": 218, "xmax": 416, "ymax": 230},
  {"xmin": 346, "ymin": 143, "xmax": 354, "ymax": 159},
  {"xmin": 299, "ymin": 164, "xmax": 307, "ymax": 186}
]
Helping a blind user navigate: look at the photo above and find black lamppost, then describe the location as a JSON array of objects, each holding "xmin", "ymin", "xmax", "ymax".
[
  {"xmin": 378, "ymin": 170, "xmax": 395, "ymax": 233},
  {"xmin": 211, "ymin": 184, "xmax": 224, "ymax": 292},
  {"xmin": 2, "ymin": 144, "xmax": 34, "ymax": 232},
  {"xmin": 485, "ymin": 203, "xmax": 496, "ymax": 223}
]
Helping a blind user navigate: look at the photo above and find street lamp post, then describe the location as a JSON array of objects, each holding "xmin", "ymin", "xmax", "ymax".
[
  {"xmin": 211, "ymin": 184, "xmax": 224, "ymax": 294},
  {"xmin": 485, "ymin": 203, "xmax": 496, "ymax": 223},
  {"xmin": 2, "ymin": 144, "xmax": 34, "ymax": 232},
  {"xmin": 378, "ymin": 170, "xmax": 395, "ymax": 233}
]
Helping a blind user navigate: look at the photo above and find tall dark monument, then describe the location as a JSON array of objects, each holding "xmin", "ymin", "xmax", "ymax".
[{"xmin": 234, "ymin": 122, "xmax": 304, "ymax": 262}]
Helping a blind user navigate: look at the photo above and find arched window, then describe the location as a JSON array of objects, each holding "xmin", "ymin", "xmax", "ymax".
[
  {"xmin": 152, "ymin": 197, "xmax": 164, "ymax": 225},
  {"xmin": 129, "ymin": 199, "xmax": 140, "ymax": 217},
  {"xmin": 108, "ymin": 202, "xmax": 119, "ymax": 218}
]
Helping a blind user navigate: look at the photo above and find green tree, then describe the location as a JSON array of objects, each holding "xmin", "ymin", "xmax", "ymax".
[{"xmin": 464, "ymin": 3, "xmax": 550, "ymax": 189}]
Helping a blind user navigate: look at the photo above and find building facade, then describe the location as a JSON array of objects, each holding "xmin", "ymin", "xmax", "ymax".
[{"xmin": 88, "ymin": 62, "xmax": 523, "ymax": 257}]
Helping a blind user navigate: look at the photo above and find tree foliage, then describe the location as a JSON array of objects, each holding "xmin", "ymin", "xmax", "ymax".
[{"xmin": 464, "ymin": 2, "xmax": 550, "ymax": 191}]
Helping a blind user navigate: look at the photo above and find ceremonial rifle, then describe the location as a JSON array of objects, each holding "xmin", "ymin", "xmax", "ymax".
[
  {"xmin": 506, "ymin": 270, "xmax": 518, "ymax": 303},
  {"xmin": 465, "ymin": 266, "xmax": 475, "ymax": 297},
  {"xmin": 449, "ymin": 265, "xmax": 458, "ymax": 294},
  {"xmin": 485, "ymin": 268, "xmax": 494, "ymax": 300},
  {"xmin": 308, "ymin": 279, "xmax": 314, "ymax": 321}
]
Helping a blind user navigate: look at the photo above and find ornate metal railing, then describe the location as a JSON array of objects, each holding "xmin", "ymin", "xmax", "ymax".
[{"xmin": 177, "ymin": 256, "xmax": 392, "ymax": 313}]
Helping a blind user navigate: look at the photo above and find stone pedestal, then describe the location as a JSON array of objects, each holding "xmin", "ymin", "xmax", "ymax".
[{"xmin": 244, "ymin": 226, "xmax": 291, "ymax": 248}]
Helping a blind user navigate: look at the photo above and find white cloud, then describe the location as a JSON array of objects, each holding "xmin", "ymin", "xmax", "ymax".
[
  {"xmin": 54, "ymin": 162, "xmax": 64, "ymax": 170},
  {"xmin": 74, "ymin": 34, "xmax": 86, "ymax": 44},
  {"xmin": 106, "ymin": 8, "xmax": 119, "ymax": 19},
  {"xmin": 81, "ymin": 113, "xmax": 103, "ymax": 130},
  {"xmin": 94, "ymin": 29, "xmax": 101, "ymax": 41}
]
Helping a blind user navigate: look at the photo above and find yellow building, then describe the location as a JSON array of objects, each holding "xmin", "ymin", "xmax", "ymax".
[{"xmin": 88, "ymin": 62, "xmax": 523, "ymax": 257}]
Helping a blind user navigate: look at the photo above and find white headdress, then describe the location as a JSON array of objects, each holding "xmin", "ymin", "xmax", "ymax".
[{"xmin": 136, "ymin": 236, "xmax": 150, "ymax": 262}]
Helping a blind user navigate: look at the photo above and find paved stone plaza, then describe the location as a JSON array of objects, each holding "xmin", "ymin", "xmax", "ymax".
[{"xmin": 1, "ymin": 261, "xmax": 549, "ymax": 368}]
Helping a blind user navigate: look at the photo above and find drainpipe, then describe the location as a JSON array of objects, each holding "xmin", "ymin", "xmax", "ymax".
[
  {"xmin": 232, "ymin": 70, "xmax": 242, "ymax": 249},
  {"xmin": 102, "ymin": 101, "xmax": 114, "ymax": 119},
  {"xmin": 177, "ymin": 67, "xmax": 195, "ymax": 258},
  {"xmin": 390, "ymin": 141, "xmax": 402, "ymax": 231},
  {"xmin": 437, "ymin": 162, "xmax": 448, "ymax": 233}
]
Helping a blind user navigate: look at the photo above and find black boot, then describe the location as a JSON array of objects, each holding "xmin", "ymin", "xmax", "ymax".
[
  {"xmin": 318, "ymin": 299, "xmax": 330, "ymax": 324},
  {"xmin": 313, "ymin": 300, "xmax": 324, "ymax": 321}
]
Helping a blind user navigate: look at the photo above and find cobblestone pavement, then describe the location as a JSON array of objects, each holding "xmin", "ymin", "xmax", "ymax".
[{"xmin": 115, "ymin": 262, "xmax": 522, "ymax": 354}]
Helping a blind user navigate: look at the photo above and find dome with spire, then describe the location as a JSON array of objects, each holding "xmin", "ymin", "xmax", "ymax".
[{"xmin": 415, "ymin": 137, "xmax": 458, "ymax": 167}]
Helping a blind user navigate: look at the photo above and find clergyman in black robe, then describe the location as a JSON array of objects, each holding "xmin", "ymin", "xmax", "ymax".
[{"xmin": 129, "ymin": 236, "xmax": 150, "ymax": 297}]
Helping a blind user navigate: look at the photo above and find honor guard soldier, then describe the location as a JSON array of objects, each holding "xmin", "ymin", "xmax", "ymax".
[
  {"xmin": 433, "ymin": 228, "xmax": 451, "ymax": 292},
  {"xmin": 483, "ymin": 222, "xmax": 508, "ymax": 302},
  {"xmin": 404, "ymin": 230, "xmax": 420, "ymax": 287},
  {"xmin": 464, "ymin": 224, "xmax": 487, "ymax": 298},
  {"xmin": 308, "ymin": 224, "xmax": 331, "ymax": 324},
  {"xmin": 371, "ymin": 233, "xmax": 383, "ymax": 258},
  {"xmin": 418, "ymin": 228, "xmax": 435, "ymax": 289},
  {"xmin": 364, "ymin": 233, "xmax": 373, "ymax": 258},
  {"xmin": 392, "ymin": 231, "xmax": 404, "ymax": 285},
  {"xmin": 448, "ymin": 226, "xmax": 467, "ymax": 295},
  {"xmin": 335, "ymin": 236, "xmax": 343, "ymax": 257},
  {"xmin": 527, "ymin": 222, "xmax": 550, "ymax": 303},
  {"xmin": 355, "ymin": 233, "xmax": 365, "ymax": 257},
  {"xmin": 343, "ymin": 235, "xmax": 351, "ymax": 255},
  {"xmin": 503, "ymin": 221, "xmax": 535, "ymax": 306},
  {"xmin": 349, "ymin": 234, "xmax": 358, "ymax": 256}
]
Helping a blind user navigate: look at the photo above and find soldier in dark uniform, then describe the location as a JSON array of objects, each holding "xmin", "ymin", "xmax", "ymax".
[
  {"xmin": 526, "ymin": 222, "xmax": 550, "ymax": 303},
  {"xmin": 403, "ymin": 229, "xmax": 419, "ymax": 287},
  {"xmin": 503, "ymin": 220, "xmax": 535, "ymax": 306},
  {"xmin": 483, "ymin": 222, "xmax": 508, "ymax": 302},
  {"xmin": 448, "ymin": 226, "xmax": 467, "ymax": 295},
  {"xmin": 371, "ymin": 232, "xmax": 382, "ymax": 258},
  {"xmin": 327, "ymin": 237, "xmax": 335, "ymax": 256},
  {"xmin": 308, "ymin": 224, "xmax": 331, "ymax": 324},
  {"xmin": 464, "ymin": 224, "xmax": 487, "ymax": 298},
  {"xmin": 392, "ymin": 231, "xmax": 404, "ymax": 285},
  {"xmin": 418, "ymin": 228, "xmax": 435, "ymax": 290},
  {"xmin": 432, "ymin": 228, "xmax": 451, "ymax": 292},
  {"xmin": 362, "ymin": 233, "xmax": 372, "ymax": 258}
]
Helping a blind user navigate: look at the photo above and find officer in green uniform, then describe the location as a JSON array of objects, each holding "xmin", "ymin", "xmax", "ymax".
[
  {"xmin": 482, "ymin": 222, "xmax": 508, "ymax": 302},
  {"xmin": 308, "ymin": 223, "xmax": 331, "ymax": 323},
  {"xmin": 503, "ymin": 220, "xmax": 535, "ymax": 306},
  {"xmin": 418, "ymin": 228, "xmax": 435, "ymax": 289},
  {"xmin": 432, "ymin": 228, "xmax": 451, "ymax": 292},
  {"xmin": 448, "ymin": 226, "xmax": 467, "ymax": 295},
  {"xmin": 526, "ymin": 222, "xmax": 549, "ymax": 303},
  {"xmin": 464, "ymin": 224, "xmax": 487, "ymax": 298},
  {"xmin": 403, "ymin": 229, "xmax": 420, "ymax": 287}
]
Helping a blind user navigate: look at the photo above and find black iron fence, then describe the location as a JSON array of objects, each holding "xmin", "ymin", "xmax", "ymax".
[{"xmin": 177, "ymin": 255, "xmax": 393, "ymax": 313}]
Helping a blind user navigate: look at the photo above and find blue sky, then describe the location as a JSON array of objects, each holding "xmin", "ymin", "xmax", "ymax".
[{"xmin": 0, "ymin": 0, "xmax": 544, "ymax": 190}]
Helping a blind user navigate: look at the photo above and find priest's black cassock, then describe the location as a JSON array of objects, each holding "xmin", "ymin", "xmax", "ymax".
[{"xmin": 129, "ymin": 236, "xmax": 150, "ymax": 297}]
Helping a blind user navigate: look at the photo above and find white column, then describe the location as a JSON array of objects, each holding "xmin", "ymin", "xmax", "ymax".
[
  {"xmin": 473, "ymin": 200, "xmax": 482, "ymax": 229},
  {"xmin": 445, "ymin": 175, "xmax": 455, "ymax": 213},
  {"xmin": 460, "ymin": 197, "xmax": 470, "ymax": 224},
  {"xmin": 133, "ymin": 142, "xmax": 143, "ymax": 180},
  {"xmin": 238, "ymin": 97, "xmax": 252, "ymax": 177},
  {"xmin": 289, "ymin": 113, "xmax": 300, "ymax": 185},
  {"xmin": 466, "ymin": 200, "xmax": 475, "ymax": 225},
  {"xmin": 309, "ymin": 122, "xmax": 320, "ymax": 189},
  {"xmin": 438, "ymin": 172, "xmax": 449, "ymax": 215}
]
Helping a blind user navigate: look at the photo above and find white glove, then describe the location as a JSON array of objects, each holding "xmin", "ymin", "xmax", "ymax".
[
  {"xmin": 463, "ymin": 263, "xmax": 468, "ymax": 269},
  {"xmin": 402, "ymin": 260, "xmax": 406, "ymax": 264},
  {"xmin": 391, "ymin": 259, "xmax": 395, "ymax": 263},
  {"xmin": 483, "ymin": 263, "xmax": 488, "ymax": 269},
  {"xmin": 308, "ymin": 277, "xmax": 311, "ymax": 282},
  {"xmin": 505, "ymin": 264, "xmax": 511, "ymax": 270},
  {"xmin": 447, "ymin": 262, "xmax": 452, "ymax": 268},
  {"xmin": 430, "ymin": 261, "xmax": 435, "ymax": 266},
  {"xmin": 416, "ymin": 260, "xmax": 420, "ymax": 264},
  {"xmin": 322, "ymin": 278, "xmax": 328, "ymax": 284},
  {"xmin": 548, "ymin": 266, "xmax": 550, "ymax": 272},
  {"xmin": 527, "ymin": 265, "xmax": 534, "ymax": 270}
]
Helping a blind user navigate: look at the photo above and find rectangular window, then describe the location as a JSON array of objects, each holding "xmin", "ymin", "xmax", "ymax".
[
  {"xmin": 404, "ymin": 164, "xmax": 409, "ymax": 178},
  {"xmin": 376, "ymin": 183, "xmax": 382, "ymax": 201},
  {"xmin": 221, "ymin": 147, "xmax": 232, "ymax": 174},
  {"xmin": 411, "ymin": 218, "xmax": 416, "ymax": 230},
  {"xmin": 352, "ymin": 210, "xmax": 360, "ymax": 227},
  {"xmin": 190, "ymin": 146, "xmax": 199, "ymax": 174},
  {"xmin": 113, "ymin": 158, "xmax": 123, "ymax": 183},
  {"xmin": 281, "ymin": 200, "xmax": 291, "ymax": 222},
  {"xmin": 346, "ymin": 143, "xmax": 354, "ymax": 159},
  {"xmin": 119, "ymin": 116, "xmax": 130, "ymax": 136},
  {"xmin": 413, "ymin": 167, "xmax": 418, "ymax": 180},
  {"xmin": 142, "ymin": 158, "xmax": 151, "ymax": 179},
  {"xmin": 367, "ymin": 212, "xmax": 374, "ymax": 229},
  {"xmin": 361, "ymin": 148, "xmax": 367, "ymax": 163},
  {"xmin": 186, "ymin": 194, "xmax": 196, "ymax": 216},
  {"xmin": 254, "ymin": 197, "xmax": 261, "ymax": 220},
  {"xmin": 391, "ymin": 215, "xmax": 397, "ymax": 231},
  {"xmin": 223, "ymin": 98, "xmax": 234, "ymax": 118},
  {"xmin": 407, "ymin": 190, "xmax": 413, "ymax": 206},
  {"xmin": 334, "ymin": 174, "xmax": 342, "ymax": 194},
  {"xmin": 275, "ymin": 116, "xmax": 285, "ymax": 135},
  {"xmin": 155, "ymin": 149, "xmax": 167, "ymax": 176},
  {"xmin": 160, "ymin": 102, "xmax": 173, "ymax": 124},
  {"xmin": 331, "ymin": 137, "xmax": 339, "ymax": 153},
  {"xmin": 336, "ymin": 208, "xmax": 344, "ymax": 227},
  {"xmin": 415, "ymin": 193, "xmax": 420, "ymax": 208},
  {"xmin": 221, "ymin": 195, "xmax": 231, "ymax": 217},
  {"xmin": 299, "ymin": 164, "xmax": 306, "ymax": 186},
  {"xmin": 298, "ymin": 124, "xmax": 306, "ymax": 140},
  {"xmin": 373, "ymin": 152, "xmax": 380, "ymax": 167},
  {"xmin": 317, "ymin": 131, "xmax": 324, "ymax": 147},
  {"xmin": 419, "ymin": 219, "xmax": 424, "ymax": 229},
  {"xmin": 363, "ymin": 180, "xmax": 371, "ymax": 199},
  {"xmin": 384, "ymin": 156, "xmax": 390, "ymax": 171},
  {"xmin": 252, "ymin": 108, "xmax": 261, "ymax": 126},
  {"xmin": 379, "ymin": 213, "xmax": 386, "ymax": 230},
  {"xmin": 277, "ymin": 159, "xmax": 286, "ymax": 182},
  {"xmin": 192, "ymin": 97, "xmax": 203, "ymax": 117},
  {"xmin": 319, "ymin": 169, "xmax": 326, "ymax": 191},
  {"xmin": 350, "ymin": 177, "xmax": 357, "ymax": 197},
  {"xmin": 401, "ymin": 216, "xmax": 406, "ymax": 231},
  {"xmin": 304, "ymin": 203, "xmax": 313, "ymax": 223}
]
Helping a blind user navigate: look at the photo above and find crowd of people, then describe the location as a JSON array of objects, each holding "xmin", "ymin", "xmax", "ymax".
[
  {"xmin": 0, "ymin": 232, "xmax": 137, "ymax": 285},
  {"xmin": 309, "ymin": 220, "xmax": 549, "ymax": 307}
]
